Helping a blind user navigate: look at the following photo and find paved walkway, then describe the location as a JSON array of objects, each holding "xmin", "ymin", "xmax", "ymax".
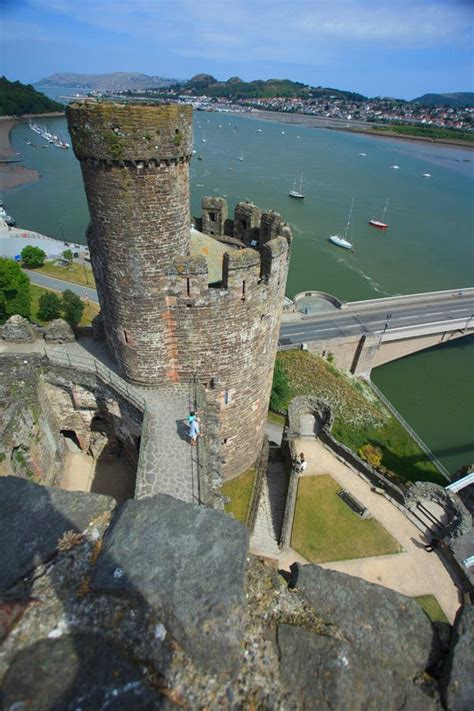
[
  {"xmin": 250, "ymin": 458, "xmax": 287, "ymax": 558},
  {"xmin": 290, "ymin": 438, "xmax": 461, "ymax": 622},
  {"xmin": 1, "ymin": 338, "xmax": 197, "ymax": 504}
]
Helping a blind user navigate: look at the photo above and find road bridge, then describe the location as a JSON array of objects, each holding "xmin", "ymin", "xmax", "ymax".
[{"xmin": 280, "ymin": 288, "xmax": 474, "ymax": 375}]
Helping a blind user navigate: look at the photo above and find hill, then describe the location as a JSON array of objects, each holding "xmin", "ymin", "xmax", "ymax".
[
  {"xmin": 411, "ymin": 92, "xmax": 474, "ymax": 108},
  {"xmin": 35, "ymin": 72, "xmax": 178, "ymax": 92},
  {"xmin": 181, "ymin": 74, "xmax": 366, "ymax": 101},
  {"xmin": 0, "ymin": 76, "xmax": 63, "ymax": 117}
]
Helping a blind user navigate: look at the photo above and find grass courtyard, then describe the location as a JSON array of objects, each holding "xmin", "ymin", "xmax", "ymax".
[
  {"xmin": 222, "ymin": 468, "xmax": 256, "ymax": 524},
  {"xmin": 291, "ymin": 474, "xmax": 401, "ymax": 563}
]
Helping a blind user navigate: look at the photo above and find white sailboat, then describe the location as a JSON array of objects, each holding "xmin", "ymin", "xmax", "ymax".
[
  {"xmin": 237, "ymin": 149, "xmax": 244, "ymax": 161},
  {"xmin": 289, "ymin": 174, "xmax": 304, "ymax": 199},
  {"xmin": 369, "ymin": 199, "xmax": 389, "ymax": 230},
  {"xmin": 329, "ymin": 198, "xmax": 354, "ymax": 250}
]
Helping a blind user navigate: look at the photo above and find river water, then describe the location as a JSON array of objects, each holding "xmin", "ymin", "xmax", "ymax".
[{"xmin": 4, "ymin": 106, "xmax": 474, "ymax": 474}]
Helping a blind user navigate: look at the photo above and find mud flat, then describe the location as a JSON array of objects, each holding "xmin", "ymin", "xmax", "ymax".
[{"xmin": 0, "ymin": 118, "xmax": 39, "ymax": 191}]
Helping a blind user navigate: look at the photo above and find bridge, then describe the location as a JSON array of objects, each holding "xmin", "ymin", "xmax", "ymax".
[{"xmin": 279, "ymin": 288, "xmax": 474, "ymax": 375}]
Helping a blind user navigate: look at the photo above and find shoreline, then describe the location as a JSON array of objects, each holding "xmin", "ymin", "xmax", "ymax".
[
  {"xmin": 235, "ymin": 109, "xmax": 474, "ymax": 150},
  {"xmin": 0, "ymin": 118, "xmax": 41, "ymax": 191}
]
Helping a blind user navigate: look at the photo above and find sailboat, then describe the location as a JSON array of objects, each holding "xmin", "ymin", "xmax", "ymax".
[
  {"xmin": 329, "ymin": 198, "xmax": 354, "ymax": 250},
  {"xmin": 369, "ymin": 199, "xmax": 389, "ymax": 230},
  {"xmin": 237, "ymin": 149, "xmax": 244, "ymax": 161},
  {"xmin": 289, "ymin": 174, "xmax": 304, "ymax": 199}
]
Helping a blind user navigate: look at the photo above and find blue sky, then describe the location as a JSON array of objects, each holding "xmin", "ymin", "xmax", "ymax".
[{"xmin": 1, "ymin": 0, "xmax": 473, "ymax": 99}]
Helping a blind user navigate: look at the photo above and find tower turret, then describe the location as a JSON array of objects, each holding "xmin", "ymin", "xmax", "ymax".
[{"xmin": 66, "ymin": 101, "xmax": 193, "ymax": 382}]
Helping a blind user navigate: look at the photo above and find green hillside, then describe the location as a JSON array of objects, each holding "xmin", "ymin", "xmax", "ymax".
[
  {"xmin": 411, "ymin": 92, "xmax": 474, "ymax": 108},
  {"xmin": 0, "ymin": 76, "xmax": 63, "ymax": 117}
]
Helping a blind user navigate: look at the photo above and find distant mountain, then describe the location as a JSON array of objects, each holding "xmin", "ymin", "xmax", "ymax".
[
  {"xmin": 35, "ymin": 72, "xmax": 178, "ymax": 92},
  {"xmin": 181, "ymin": 74, "xmax": 366, "ymax": 101},
  {"xmin": 411, "ymin": 92, "xmax": 474, "ymax": 108},
  {"xmin": 0, "ymin": 76, "xmax": 63, "ymax": 116}
]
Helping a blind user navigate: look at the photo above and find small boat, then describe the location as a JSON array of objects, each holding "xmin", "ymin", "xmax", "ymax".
[
  {"xmin": 281, "ymin": 131, "xmax": 285, "ymax": 135},
  {"xmin": 197, "ymin": 155, "xmax": 203, "ymax": 160},
  {"xmin": 369, "ymin": 199, "xmax": 389, "ymax": 230},
  {"xmin": 423, "ymin": 173, "xmax": 431, "ymax": 178},
  {"xmin": 391, "ymin": 165, "xmax": 400, "ymax": 170},
  {"xmin": 297, "ymin": 135, "xmax": 301, "ymax": 139},
  {"xmin": 359, "ymin": 152, "xmax": 366, "ymax": 157},
  {"xmin": 329, "ymin": 198, "xmax": 354, "ymax": 251},
  {"xmin": 237, "ymin": 149, "xmax": 244, "ymax": 161},
  {"xmin": 257, "ymin": 128, "xmax": 263, "ymax": 133},
  {"xmin": 289, "ymin": 174, "xmax": 304, "ymax": 199}
]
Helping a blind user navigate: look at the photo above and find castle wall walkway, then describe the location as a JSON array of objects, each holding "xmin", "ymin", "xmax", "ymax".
[{"xmin": 0, "ymin": 337, "xmax": 198, "ymax": 505}]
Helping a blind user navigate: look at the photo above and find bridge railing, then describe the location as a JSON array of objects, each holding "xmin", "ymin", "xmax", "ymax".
[{"xmin": 364, "ymin": 377, "xmax": 451, "ymax": 482}]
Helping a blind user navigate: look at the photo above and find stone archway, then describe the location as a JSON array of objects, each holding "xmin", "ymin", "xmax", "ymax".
[{"xmin": 405, "ymin": 482, "xmax": 471, "ymax": 540}]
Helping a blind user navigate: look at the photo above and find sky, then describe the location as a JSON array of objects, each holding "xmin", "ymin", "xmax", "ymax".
[{"xmin": 1, "ymin": 0, "xmax": 473, "ymax": 99}]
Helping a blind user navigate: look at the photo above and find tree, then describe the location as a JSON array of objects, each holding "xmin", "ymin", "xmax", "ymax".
[
  {"xmin": 270, "ymin": 359, "xmax": 290, "ymax": 412},
  {"xmin": 62, "ymin": 289, "xmax": 84, "ymax": 327},
  {"xmin": 21, "ymin": 245, "xmax": 46, "ymax": 268},
  {"xmin": 0, "ymin": 257, "xmax": 31, "ymax": 323},
  {"xmin": 63, "ymin": 249, "xmax": 73, "ymax": 264},
  {"xmin": 37, "ymin": 291, "xmax": 62, "ymax": 322}
]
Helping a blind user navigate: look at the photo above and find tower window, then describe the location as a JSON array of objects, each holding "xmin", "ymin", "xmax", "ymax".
[
  {"xmin": 123, "ymin": 329, "xmax": 130, "ymax": 344},
  {"xmin": 186, "ymin": 278, "xmax": 191, "ymax": 297},
  {"xmin": 224, "ymin": 390, "xmax": 230, "ymax": 405},
  {"xmin": 241, "ymin": 219, "xmax": 247, "ymax": 230},
  {"xmin": 209, "ymin": 211, "xmax": 217, "ymax": 222},
  {"xmin": 241, "ymin": 280, "xmax": 246, "ymax": 302}
]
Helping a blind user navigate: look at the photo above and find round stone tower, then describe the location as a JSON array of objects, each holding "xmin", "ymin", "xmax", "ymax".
[{"xmin": 66, "ymin": 101, "xmax": 193, "ymax": 383}]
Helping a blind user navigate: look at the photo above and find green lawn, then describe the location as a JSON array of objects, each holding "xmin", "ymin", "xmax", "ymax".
[
  {"xmin": 30, "ymin": 284, "xmax": 100, "ymax": 327},
  {"xmin": 414, "ymin": 595, "xmax": 449, "ymax": 624},
  {"xmin": 222, "ymin": 468, "xmax": 256, "ymax": 524},
  {"xmin": 268, "ymin": 411, "xmax": 285, "ymax": 427},
  {"xmin": 31, "ymin": 261, "xmax": 96, "ymax": 288},
  {"xmin": 275, "ymin": 350, "xmax": 444, "ymax": 485},
  {"xmin": 291, "ymin": 475, "xmax": 401, "ymax": 563}
]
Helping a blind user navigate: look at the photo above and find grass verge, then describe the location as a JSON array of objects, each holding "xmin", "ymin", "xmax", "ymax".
[
  {"xmin": 30, "ymin": 284, "xmax": 100, "ymax": 327},
  {"xmin": 275, "ymin": 350, "xmax": 444, "ymax": 485},
  {"xmin": 268, "ymin": 411, "xmax": 285, "ymax": 427},
  {"xmin": 222, "ymin": 468, "xmax": 256, "ymax": 524},
  {"xmin": 414, "ymin": 595, "xmax": 449, "ymax": 624},
  {"xmin": 291, "ymin": 475, "xmax": 401, "ymax": 563},
  {"xmin": 32, "ymin": 261, "xmax": 95, "ymax": 288}
]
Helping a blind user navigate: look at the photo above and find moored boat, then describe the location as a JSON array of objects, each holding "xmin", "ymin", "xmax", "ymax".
[
  {"xmin": 289, "ymin": 174, "xmax": 304, "ymax": 199},
  {"xmin": 329, "ymin": 198, "xmax": 354, "ymax": 250},
  {"xmin": 369, "ymin": 199, "xmax": 389, "ymax": 230}
]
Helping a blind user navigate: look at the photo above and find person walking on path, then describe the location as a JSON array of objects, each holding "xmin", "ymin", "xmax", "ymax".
[
  {"xmin": 295, "ymin": 453, "xmax": 307, "ymax": 473},
  {"xmin": 189, "ymin": 417, "xmax": 200, "ymax": 446}
]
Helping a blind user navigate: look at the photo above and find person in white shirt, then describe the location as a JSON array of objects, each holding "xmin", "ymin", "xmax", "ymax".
[{"xmin": 296, "ymin": 453, "xmax": 307, "ymax": 473}]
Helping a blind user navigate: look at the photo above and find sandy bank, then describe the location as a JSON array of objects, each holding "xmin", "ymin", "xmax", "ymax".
[
  {"xmin": 237, "ymin": 110, "xmax": 474, "ymax": 150},
  {"xmin": 0, "ymin": 118, "xmax": 40, "ymax": 190}
]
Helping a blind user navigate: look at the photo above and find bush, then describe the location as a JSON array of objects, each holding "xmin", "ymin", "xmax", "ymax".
[
  {"xmin": 0, "ymin": 257, "xmax": 31, "ymax": 323},
  {"xmin": 37, "ymin": 291, "xmax": 62, "ymax": 321},
  {"xmin": 62, "ymin": 289, "xmax": 84, "ymax": 327},
  {"xmin": 270, "ymin": 359, "xmax": 290, "ymax": 412},
  {"xmin": 21, "ymin": 245, "xmax": 46, "ymax": 268},
  {"xmin": 63, "ymin": 249, "xmax": 73, "ymax": 264},
  {"xmin": 358, "ymin": 443, "xmax": 383, "ymax": 468}
]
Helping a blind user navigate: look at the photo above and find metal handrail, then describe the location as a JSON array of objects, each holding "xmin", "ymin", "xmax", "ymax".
[{"xmin": 43, "ymin": 348, "xmax": 146, "ymax": 411}]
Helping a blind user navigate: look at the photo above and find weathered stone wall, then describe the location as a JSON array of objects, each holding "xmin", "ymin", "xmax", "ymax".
[
  {"xmin": 66, "ymin": 101, "xmax": 193, "ymax": 384},
  {"xmin": 201, "ymin": 196, "xmax": 228, "ymax": 237}
]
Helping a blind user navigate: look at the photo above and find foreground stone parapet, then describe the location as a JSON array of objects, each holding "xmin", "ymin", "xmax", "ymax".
[
  {"xmin": 91, "ymin": 494, "xmax": 249, "ymax": 673},
  {"xmin": 0, "ymin": 477, "xmax": 115, "ymax": 590},
  {"xmin": 2, "ymin": 633, "xmax": 175, "ymax": 710},
  {"xmin": 1, "ymin": 315, "xmax": 37, "ymax": 342},
  {"xmin": 277, "ymin": 624, "xmax": 438, "ymax": 710},
  {"xmin": 441, "ymin": 605, "xmax": 474, "ymax": 710},
  {"xmin": 44, "ymin": 318, "xmax": 75, "ymax": 342},
  {"xmin": 289, "ymin": 563, "xmax": 439, "ymax": 678}
]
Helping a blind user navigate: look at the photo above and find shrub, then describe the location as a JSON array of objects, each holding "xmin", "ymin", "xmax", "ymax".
[
  {"xmin": 270, "ymin": 359, "xmax": 290, "ymax": 412},
  {"xmin": 0, "ymin": 257, "xmax": 31, "ymax": 323},
  {"xmin": 62, "ymin": 249, "xmax": 73, "ymax": 264},
  {"xmin": 62, "ymin": 289, "xmax": 84, "ymax": 327},
  {"xmin": 21, "ymin": 245, "xmax": 46, "ymax": 268},
  {"xmin": 37, "ymin": 291, "xmax": 62, "ymax": 321},
  {"xmin": 358, "ymin": 443, "xmax": 383, "ymax": 468}
]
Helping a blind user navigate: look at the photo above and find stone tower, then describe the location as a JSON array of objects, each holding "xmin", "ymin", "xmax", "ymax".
[{"xmin": 67, "ymin": 102, "xmax": 291, "ymax": 478}]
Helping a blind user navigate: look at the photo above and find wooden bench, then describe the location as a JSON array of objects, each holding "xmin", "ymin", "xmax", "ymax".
[{"xmin": 338, "ymin": 489, "xmax": 371, "ymax": 519}]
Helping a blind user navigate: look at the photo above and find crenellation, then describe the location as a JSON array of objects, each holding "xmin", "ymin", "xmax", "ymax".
[
  {"xmin": 202, "ymin": 196, "xmax": 228, "ymax": 236},
  {"xmin": 233, "ymin": 201, "xmax": 262, "ymax": 245}
]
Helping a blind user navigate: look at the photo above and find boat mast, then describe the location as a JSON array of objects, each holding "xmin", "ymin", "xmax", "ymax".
[{"xmin": 344, "ymin": 198, "xmax": 354, "ymax": 239}]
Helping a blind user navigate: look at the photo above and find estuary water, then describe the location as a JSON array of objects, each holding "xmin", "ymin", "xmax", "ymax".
[{"xmin": 4, "ymin": 108, "xmax": 474, "ymax": 474}]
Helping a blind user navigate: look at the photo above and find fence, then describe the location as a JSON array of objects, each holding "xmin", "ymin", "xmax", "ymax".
[
  {"xmin": 364, "ymin": 377, "xmax": 451, "ymax": 481},
  {"xmin": 43, "ymin": 348, "xmax": 146, "ymax": 412}
]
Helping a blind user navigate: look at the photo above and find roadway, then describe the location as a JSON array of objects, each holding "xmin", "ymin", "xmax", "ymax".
[
  {"xmin": 24, "ymin": 269, "xmax": 98, "ymax": 303},
  {"xmin": 279, "ymin": 295, "xmax": 474, "ymax": 345}
]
